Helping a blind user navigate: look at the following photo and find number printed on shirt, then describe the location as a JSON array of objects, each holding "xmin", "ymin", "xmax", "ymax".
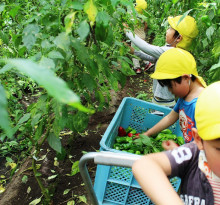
[{"xmin": 171, "ymin": 147, "xmax": 192, "ymax": 164}]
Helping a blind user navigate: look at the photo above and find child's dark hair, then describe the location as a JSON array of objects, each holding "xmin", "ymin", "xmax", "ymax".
[
  {"xmin": 158, "ymin": 75, "xmax": 196, "ymax": 88},
  {"xmin": 173, "ymin": 30, "xmax": 180, "ymax": 38}
]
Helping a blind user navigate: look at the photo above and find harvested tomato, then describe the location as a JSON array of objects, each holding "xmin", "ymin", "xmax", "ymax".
[{"xmin": 118, "ymin": 126, "xmax": 127, "ymax": 136}]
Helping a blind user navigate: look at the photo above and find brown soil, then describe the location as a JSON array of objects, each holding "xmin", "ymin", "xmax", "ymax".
[{"xmin": 0, "ymin": 72, "xmax": 153, "ymax": 205}]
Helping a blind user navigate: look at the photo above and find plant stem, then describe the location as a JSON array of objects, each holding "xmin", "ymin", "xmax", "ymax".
[{"xmin": 32, "ymin": 158, "xmax": 51, "ymax": 202}]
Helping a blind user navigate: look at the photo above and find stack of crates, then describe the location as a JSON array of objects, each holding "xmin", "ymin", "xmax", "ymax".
[{"xmin": 94, "ymin": 97, "xmax": 182, "ymax": 204}]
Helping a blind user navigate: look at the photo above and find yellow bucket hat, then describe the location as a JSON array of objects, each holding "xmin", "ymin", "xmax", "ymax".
[
  {"xmin": 168, "ymin": 15, "xmax": 199, "ymax": 49},
  {"xmin": 195, "ymin": 82, "xmax": 220, "ymax": 140},
  {"xmin": 150, "ymin": 48, "xmax": 207, "ymax": 87}
]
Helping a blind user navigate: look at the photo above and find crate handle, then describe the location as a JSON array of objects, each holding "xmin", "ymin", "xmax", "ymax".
[{"xmin": 79, "ymin": 152, "xmax": 141, "ymax": 205}]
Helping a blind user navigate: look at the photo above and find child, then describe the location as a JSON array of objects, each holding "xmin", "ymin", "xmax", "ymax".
[
  {"xmin": 143, "ymin": 48, "xmax": 207, "ymax": 149},
  {"xmin": 125, "ymin": 15, "xmax": 198, "ymax": 108},
  {"xmin": 132, "ymin": 81, "xmax": 220, "ymax": 205}
]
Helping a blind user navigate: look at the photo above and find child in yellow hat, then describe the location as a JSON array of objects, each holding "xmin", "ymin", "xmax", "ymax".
[
  {"xmin": 143, "ymin": 48, "xmax": 206, "ymax": 149},
  {"xmin": 125, "ymin": 15, "xmax": 198, "ymax": 108},
  {"xmin": 132, "ymin": 81, "xmax": 220, "ymax": 204}
]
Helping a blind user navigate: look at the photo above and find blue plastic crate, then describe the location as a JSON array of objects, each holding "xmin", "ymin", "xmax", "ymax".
[
  {"xmin": 94, "ymin": 164, "xmax": 181, "ymax": 205},
  {"xmin": 94, "ymin": 97, "xmax": 182, "ymax": 204},
  {"xmin": 100, "ymin": 97, "xmax": 183, "ymax": 152}
]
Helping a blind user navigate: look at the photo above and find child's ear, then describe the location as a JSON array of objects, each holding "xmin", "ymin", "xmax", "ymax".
[
  {"xmin": 192, "ymin": 128, "xmax": 204, "ymax": 150},
  {"xmin": 176, "ymin": 35, "xmax": 182, "ymax": 43}
]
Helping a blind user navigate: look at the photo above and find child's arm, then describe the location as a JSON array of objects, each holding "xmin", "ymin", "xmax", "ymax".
[
  {"xmin": 126, "ymin": 31, "xmax": 171, "ymax": 59},
  {"xmin": 132, "ymin": 152, "xmax": 184, "ymax": 205},
  {"xmin": 143, "ymin": 110, "xmax": 179, "ymax": 136}
]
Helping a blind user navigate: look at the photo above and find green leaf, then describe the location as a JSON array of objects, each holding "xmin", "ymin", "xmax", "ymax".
[
  {"xmin": 70, "ymin": 1, "xmax": 83, "ymax": 10},
  {"xmin": 0, "ymin": 84, "xmax": 13, "ymax": 138},
  {"xmin": 71, "ymin": 38, "xmax": 98, "ymax": 78},
  {"xmin": 172, "ymin": 0, "xmax": 178, "ymax": 4},
  {"xmin": 54, "ymin": 32, "xmax": 70, "ymax": 51},
  {"xmin": 209, "ymin": 59, "xmax": 220, "ymax": 82},
  {"xmin": 63, "ymin": 189, "xmax": 71, "ymax": 195},
  {"xmin": 22, "ymin": 24, "xmax": 40, "ymax": 51},
  {"xmin": 31, "ymin": 113, "xmax": 42, "ymax": 128},
  {"xmin": 139, "ymin": 134, "xmax": 153, "ymax": 146},
  {"xmin": 65, "ymin": 12, "xmax": 76, "ymax": 35},
  {"xmin": 110, "ymin": 0, "xmax": 119, "ymax": 8},
  {"xmin": 18, "ymin": 113, "xmax": 31, "ymax": 125},
  {"xmin": 96, "ymin": 11, "xmax": 110, "ymax": 27},
  {"xmin": 177, "ymin": 9, "xmax": 193, "ymax": 25},
  {"xmin": 84, "ymin": 0, "xmax": 98, "ymax": 26},
  {"xmin": 0, "ymin": 63, "xmax": 14, "ymax": 74},
  {"xmin": 47, "ymin": 133, "xmax": 62, "ymax": 153},
  {"xmin": 77, "ymin": 20, "xmax": 90, "ymax": 41},
  {"xmin": 29, "ymin": 196, "xmax": 42, "ymax": 205},
  {"xmin": 0, "ymin": 5, "xmax": 5, "ymax": 13},
  {"xmin": 9, "ymin": 6, "xmax": 20, "ymax": 18},
  {"xmin": 119, "ymin": 59, "xmax": 136, "ymax": 76},
  {"xmin": 22, "ymin": 175, "xmax": 28, "ymax": 184},
  {"xmin": 206, "ymin": 26, "xmax": 215, "ymax": 41},
  {"xmin": 39, "ymin": 57, "xmax": 55, "ymax": 70},
  {"xmin": 6, "ymin": 59, "xmax": 92, "ymax": 113},
  {"xmin": 48, "ymin": 51, "xmax": 64, "ymax": 59},
  {"xmin": 82, "ymin": 73, "xmax": 96, "ymax": 91},
  {"xmin": 70, "ymin": 161, "xmax": 80, "ymax": 176},
  {"xmin": 73, "ymin": 111, "xmax": 89, "ymax": 132},
  {"xmin": 67, "ymin": 200, "xmax": 75, "ymax": 205},
  {"xmin": 48, "ymin": 174, "xmax": 58, "ymax": 180},
  {"xmin": 78, "ymin": 195, "xmax": 87, "ymax": 204}
]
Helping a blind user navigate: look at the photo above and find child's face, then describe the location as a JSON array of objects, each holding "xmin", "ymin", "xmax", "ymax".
[
  {"xmin": 203, "ymin": 139, "xmax": 220, "ymax": 178},
  {"xmin": 168, "ymin": 77, "xmax": 190, "ymax": 98},
  {"xmin": 166, "ymin": 27, "xmax": 176, "ymax": 45}
]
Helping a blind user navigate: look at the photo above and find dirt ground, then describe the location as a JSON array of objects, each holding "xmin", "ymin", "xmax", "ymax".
[{"xmin": 0, "ymin": 71, "xmax": 153, "ymax": 205}]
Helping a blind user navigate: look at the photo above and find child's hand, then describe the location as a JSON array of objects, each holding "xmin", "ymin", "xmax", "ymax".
[
  {"xmin": 162, "ymin": 140, "xmax": 179, "ymax": 150},
  {"xmin": 122, "ymin": 41, "xmax": 134, "ymax": 54},
  {"xmin": 122, "ymin": 23, "xmax": 130, "ymax": 32}
]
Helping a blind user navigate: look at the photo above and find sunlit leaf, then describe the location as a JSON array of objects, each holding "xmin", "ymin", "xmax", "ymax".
[
  {"xmin": 65, "ymin": 12, "xmax": 76, "ymax": 35},
  {"xmin": 78, "ymin": 195, "xmax": 87, "ymax": 204},
  {"xmin": 172, "ymin": 0, "xmax": 178, "ymax": 4},
  {"xmin": 48, "ymin": 174, "xmax": 58, "ymax": 180},
  {"xmin": 29, "ymin": 196, "xmax": 42, "ymax": 205},
  {"xmin": 5, "ymin": 162, "xmax": 16, "ymax": 169},
  {"xmin": 27, "ymin": 186, "xmax": 31, "ymax": 194},
  {"xmin": 67, "ymin": 200, "xmax": 75, "ymax": 205},
  {"xmin": 0, "ymin": 185, "xmax": 5, "ymax": 194},
  {"xmin": 63, "ymin": 189, "xmax": 71, "ymax": 195},
  {"xmin": 22, "ymin": 175, "xmax": 28, "ymax": 184},
  {"xmin": 0, "ymin": 5, "xmax": 5, "ymax": 13},
  {"xmin": 84, "ymin": 0, "xmax": 98, "ymax": 26},
  {"xmin": 47, "ymin": 133, "xmax": 62, "ymax": 153},
  {"xmin": 54, "ymin": 158, "xmax": 59, "ymax": 167},
  {"xmin": 70, "ymin": 161, "xmax": 80, "ymax": 176}
]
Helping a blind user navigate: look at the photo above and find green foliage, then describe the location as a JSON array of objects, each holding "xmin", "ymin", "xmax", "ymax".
[{"xmin": 0, "ymin": 0, "xmax": 219, "ymax": 203}]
